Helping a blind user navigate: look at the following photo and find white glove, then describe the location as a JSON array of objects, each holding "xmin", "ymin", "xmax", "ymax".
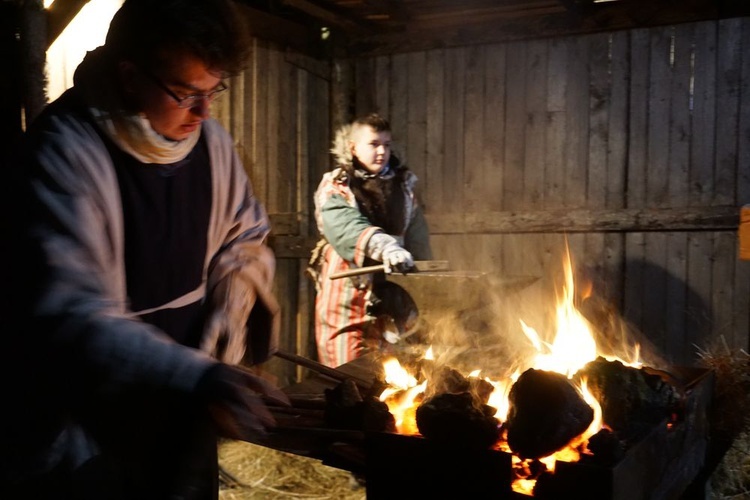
[{"xmin": 367, "ymin": 232, "xmax": 414, "ymax": 274}]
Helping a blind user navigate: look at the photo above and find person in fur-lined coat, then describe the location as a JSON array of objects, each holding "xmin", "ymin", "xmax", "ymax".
[
  {"xmin": 1, "ymin": 1, "xmax": 289, "ymax": 499},
  {"xmin": 310, "ymin": 113, "xmax": 433, "ymax": 368}
]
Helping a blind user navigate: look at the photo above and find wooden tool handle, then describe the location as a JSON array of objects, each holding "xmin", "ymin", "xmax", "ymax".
[{"xmin": 328, "ymin": 264, "xmax": 386, "ymax": 280}]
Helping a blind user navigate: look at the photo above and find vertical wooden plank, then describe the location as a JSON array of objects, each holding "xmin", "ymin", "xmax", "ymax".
[
  {"xmin": 736, "ymin": 19, "xmax": 750, "ymax": 351},
  {"xmin": 442, "ymin": 47, "xmax": 469, "ymax": 270},
  {"xmin": 584, "ymin": 33, "xmax": 610, "ymax": 307},
  {"xmin": 664, "ymin": 25, "xmax": 692, "ymax": 363},
  {"xmin": 464, "ymin": 45, "xmax": 485, "ymax": 214},
  {"xmin": 714, "ymin": 18, "xmax": 743, "ymax": 349},
  {"xmin": 715, "ymin": 18, "xmax": 742, "ymax": 207},
  {"xmin": 330, "ymin": 58, "xmax": 354, "ymax": 129},
  {"xmin": 463, "ymin": 46, "xmax": 490, "ymax": 270},
  {"xmin": 443, "ymin": 46, "xmax": 465, "ymax": 208},
  {"xmin": 407, "ymin": 51, "xmax": 427, "ymax": 200},
  {"xmin": 294, "ymin": 66, "xmax": 311, "ymax": 372},
  {"xmin": 641, "ymin": 26, "xmax": 672, "ymax": 360},
  {"xmin": 623, "ymin": 29, "xmax": 650, "ymax": 340},
  {"xmin": 305, "ymin": 68, "xmax": 331, "ymax": 362},
  {"xmin": 564, "ymin": 36, "xmax": 589, "ymax": 211},
  {"xmin": 389, "ymin": 52, "xmax": 409, "ymax": 154},
  {"xmin": 502, "ymin": 41, "xmax": 527, "ymax": 212},
  {"xmin": 545, "ymin": 37, "xmax": 568, "ymax": 208},
  {"xmin": 523, "ymin": 39, "xmax": 547, "ymax": 210},
  {"xmin": 375, "ymin": 56, "xmax": 390, "ymax": 116},
  {"xmin": 502, "ymin": 41, "xmax": 527, "ymax": 271},
  {"xmin": 483, "ymin": 43, "xmax": 506, "ymax": 213},
  {"xmin": 483, "ymin": 43, "xmax": 507, "ymax": 272},
  {"xmin": 685, "ymin": 21, "xmax": 717, "ymax": 356},
  {"xmin": 604, "ymin": 30, "xmax": 630, "ymax": 311},
  {"xmin": 250, "ymin": 39, "xmax": 269, "ymax": 204},
  {"xmin": 355, "ymin": 57, "xmax": 376, "ymax": 114},
  {"xmin": 424, "ymin": 49, "xmax": 445, "ymax": 228}
]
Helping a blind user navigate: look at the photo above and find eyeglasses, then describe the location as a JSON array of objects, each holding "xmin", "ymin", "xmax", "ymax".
[{"xmin": 142, "ymin": 69, "xmax": 228, "ymax": 109}]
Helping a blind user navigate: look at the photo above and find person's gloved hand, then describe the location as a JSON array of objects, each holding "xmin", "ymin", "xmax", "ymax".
[
  {"xmin": 202, "ymin": 272, "xmax": 255, "ymax": 365},
  {"xmin": 382, "ymin": 244, "xmax": 414, "ymax": 274},
  {"xmin": 366, "ymin": 232, "xmax": 415, "ymax": 274},
  {"xmin": 196, "ymin": 363, "xmax": 291, "ymax": 441}
]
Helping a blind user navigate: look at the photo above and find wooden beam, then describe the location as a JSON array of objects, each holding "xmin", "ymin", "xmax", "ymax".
[
  {"xmin": 426, "ymin": 206, "xmax": 740, "ymax": 235},
  {"xmin": 267, "ymin": 206, "xmax": 740, "ymax": 259},
  {"xmin": 46, "ymin": 0, "xmax": 89, "ymax": 48}
]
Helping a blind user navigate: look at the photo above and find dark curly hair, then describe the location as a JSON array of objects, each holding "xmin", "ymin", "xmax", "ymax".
[{"xmin": 104, "ymin": 0, "xmax": 251, "ymax": 76}]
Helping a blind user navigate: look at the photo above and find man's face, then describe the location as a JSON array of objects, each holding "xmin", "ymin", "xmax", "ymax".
[
  {"xmin": 124, "ymin": 51, "xmax": 224, "ymax": 141},
  {"xmin": 350, "ymin": 125, "xmax": 391, "ymax": 174}
]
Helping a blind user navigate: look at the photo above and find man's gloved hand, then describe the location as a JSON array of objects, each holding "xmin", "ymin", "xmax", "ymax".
[
  {"xmin": 196, "ymin": 363, "xmax": 290, "ymax": 441},
  {"xmin": 366, "ymin": 231, "xmax": 415, "ymax": 274},
  {"xmin": 202, "ymin": 272, "xmax": 255, "ymax": 365}
]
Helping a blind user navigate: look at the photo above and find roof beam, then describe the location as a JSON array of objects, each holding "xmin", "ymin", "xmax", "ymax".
[{"xmin": 46, "ymin": 0, "xmax": 89, "ymax": 48}]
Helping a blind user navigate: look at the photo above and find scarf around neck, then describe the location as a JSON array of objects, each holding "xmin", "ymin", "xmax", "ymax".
[{"xmin": 73, "ymin": 47, "xmax": 200, "ymax": 165}]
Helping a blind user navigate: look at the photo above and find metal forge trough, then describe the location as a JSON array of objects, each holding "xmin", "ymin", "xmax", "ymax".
[{"xmin": 364, "ymin": 364, "xmax": 713, "ymax": 499}]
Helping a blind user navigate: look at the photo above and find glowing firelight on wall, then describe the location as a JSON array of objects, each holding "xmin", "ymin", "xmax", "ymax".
[{"xmin": 46, "ymin": 0, "xmax": 124, "ymax": 102}]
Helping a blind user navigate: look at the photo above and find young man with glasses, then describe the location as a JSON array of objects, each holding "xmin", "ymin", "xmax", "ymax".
[{"xmin": 2, "ymin": 0, "xmax": 289, "ymax": 498}]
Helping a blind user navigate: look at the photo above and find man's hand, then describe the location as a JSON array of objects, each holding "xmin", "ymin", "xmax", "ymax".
[
  {"xmin": 202, "ymin": 273, "xmax": 255, "ymax": 365},
  {"xmin": 196, "ymin": 364, "xmax": 291, "ymax": 441}
]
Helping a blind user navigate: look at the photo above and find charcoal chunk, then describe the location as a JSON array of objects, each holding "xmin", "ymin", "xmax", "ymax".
[
  {"xmin": 505, "ymin": 368, "xmax": 594, "ymax": 459},
  {"xmin": 572, "ymin": 357, "xmax": 681, "ymax": 440},
  {"xmin": 416, "ymin": 392, "xmax": 501, "ymax": 449}
]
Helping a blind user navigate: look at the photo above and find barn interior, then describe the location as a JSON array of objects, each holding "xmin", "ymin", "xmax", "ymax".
[{"xmin": 2, "ymin": 0, "xmax": 750, "ymax": 498}]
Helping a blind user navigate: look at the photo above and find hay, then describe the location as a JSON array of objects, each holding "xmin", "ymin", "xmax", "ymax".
[
  {"xmin": 696, "ymin": 339, "xmax": 750, "ymax": 499},
  {"xmin": 218, "ymin": 440, "xmax": 365, "ymax": 500}
]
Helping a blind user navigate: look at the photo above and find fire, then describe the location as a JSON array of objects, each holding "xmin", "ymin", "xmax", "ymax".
[{"xmin": 377, "ymin": 243, "xmax": 642, "ymax": 496}]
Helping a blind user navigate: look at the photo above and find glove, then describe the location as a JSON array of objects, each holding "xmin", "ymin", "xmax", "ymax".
[
  {"xmin": 367, "ymin": 232, "xmax": 414, "ymax": 274},
  {"xmin": 196, "ymin": 363, "xmax": 290, "ymax": 441},
  {"xmin": 202, "ymin": 272, "xmax": 255, "ymax": 365},
  {"xmin": 382, "ymin": 245, "xmax": 414, "ymax": 274}
]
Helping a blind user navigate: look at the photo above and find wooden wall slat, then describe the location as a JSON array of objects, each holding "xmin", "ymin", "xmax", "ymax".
[
  {"xmin": 482, "ymin": 43, "xmax": 506, "ymax": 213},
  {"xmin": 715, "ymin": 18, "xmax": 743, "ymax": 206},
  {"xmin": 665, "ymin": 24, "xmax": 693, "ymax": 363},
  {"xmin": 424, "ymin": 50, "xmax": 445, "ymax": 214},
  {"xmin": 388, "ymin": 52, "xmax": 409, "ymax": 150},
  {"xmin": 737, "ymin": 19, "xmax": 750, "ymax": 351},
  {"xmin": 406, "ymin": 51, "xmax": 428, "ymax": 201},
  {"xmin": 544, "ymin": 39, "xmax": 567, "ymax": 208},
  {"xmin": 584, "ymin": 33, "xmax": 611, "ymax": 310},
  {"xmin": 502, "ymin": 41, "xmax": 526, "ymax": 213},
  {"xmin": 464, "ymin": 45, "xmax": 485, "ymax": 214}
]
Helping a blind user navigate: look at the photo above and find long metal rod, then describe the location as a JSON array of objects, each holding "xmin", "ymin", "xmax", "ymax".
[{"xmin": 273, "ymin": 350, "xmax": 371, "ymax": 388}]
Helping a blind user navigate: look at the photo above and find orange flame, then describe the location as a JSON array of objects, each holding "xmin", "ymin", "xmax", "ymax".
[{"xmin": 377, "ymin": 243, "xmax": 643, "ymax": 496}]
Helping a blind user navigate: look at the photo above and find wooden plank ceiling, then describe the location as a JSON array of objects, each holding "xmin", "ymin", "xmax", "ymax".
[
  {"xmin": 236, "ymin": 0, "xmax": 750, "ymax": 57},
  {"xmin": 46, "ymin": 0, "xmax": 750, "ymax": 57}
]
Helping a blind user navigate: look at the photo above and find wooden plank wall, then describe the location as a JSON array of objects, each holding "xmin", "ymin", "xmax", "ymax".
[
  {"xmin": 346, "ymin": 18, "xmax": 750, "ymax": 367},
  {"xmin": 213, "ymin": 39, "xmax": 330, "ymax": 386}
]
